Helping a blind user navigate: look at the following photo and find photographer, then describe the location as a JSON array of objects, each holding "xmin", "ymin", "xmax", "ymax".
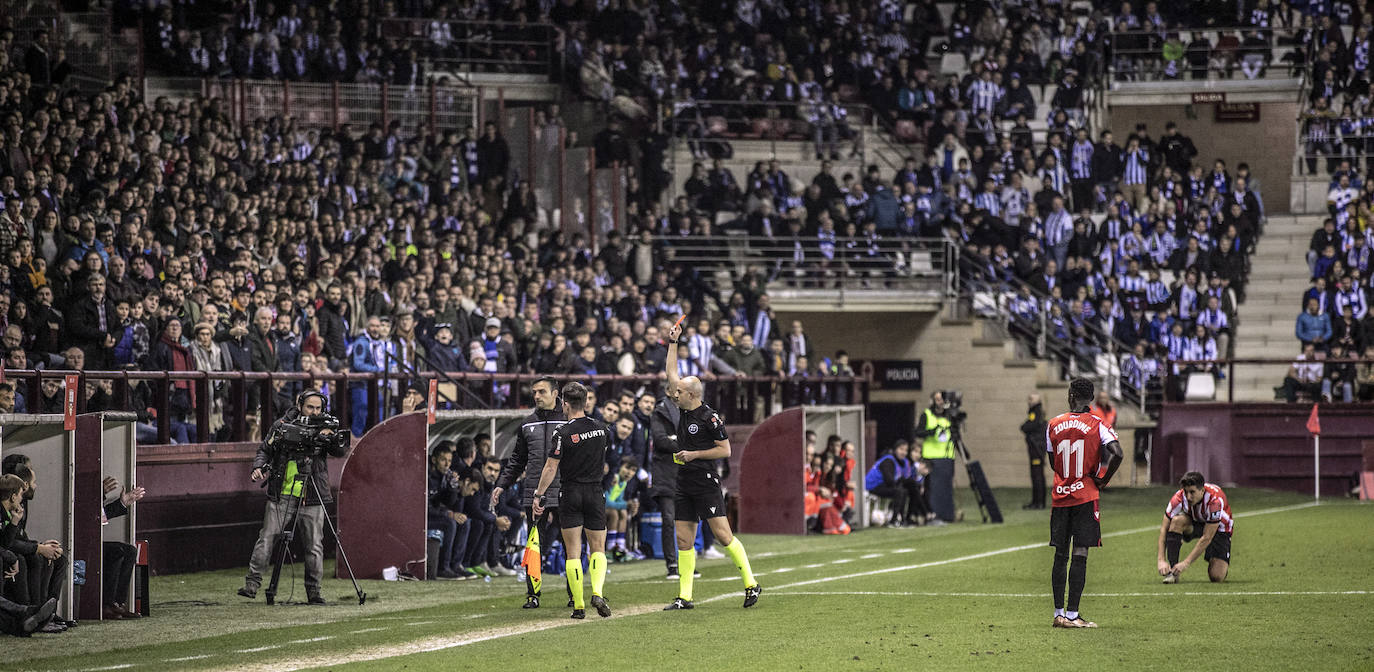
[
  {"xmin": 914, "ymin": 391, "xmax": 957, "ymax": 525},
  {"xmin": 237, "ymin": 391, "xmax": 349, "ymax": 605}
]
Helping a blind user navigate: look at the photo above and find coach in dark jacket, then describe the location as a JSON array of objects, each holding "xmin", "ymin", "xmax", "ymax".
[
  {"xmin": 649, "ymin": 390, "xmax": 683, "ymax": 577},
  {"xmin": 65, "ymin": 275, "xmax": 120, "ymax": 369},
  {"xmin": 491, "ymin": 377, "xmax": 567, "ymax": 607}
]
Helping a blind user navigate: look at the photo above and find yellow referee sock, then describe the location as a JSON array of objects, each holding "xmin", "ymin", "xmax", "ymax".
[
  {"xmin": 677, "ymin": 548, "xmax": 696, "ymax": 601},
  {"xmin": 589, "ymin": 552, "xmax": 607, "ymax": 598},
  {"xmin": 724, "ymin": 538, "xmax": 756, "ymax": 588},
  {"xmin": 566, "ymin": 560, "xmax": 584, "ymax": 610}
]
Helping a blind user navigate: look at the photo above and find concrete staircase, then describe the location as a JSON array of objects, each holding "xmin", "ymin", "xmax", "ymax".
[{"xmin": 1231, "ymin": 214, "xmax": 1323, "ymax": 400}]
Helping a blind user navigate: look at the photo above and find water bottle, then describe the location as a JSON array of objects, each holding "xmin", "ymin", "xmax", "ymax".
[{"xmin": 483, "ymin": 574, "xmax": 491, "ymax": 584}]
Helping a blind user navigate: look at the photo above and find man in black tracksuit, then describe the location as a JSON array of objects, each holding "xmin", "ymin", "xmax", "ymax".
[
  {"xmin": 649, "ymin": 389, "xmax": 683, "ymax": 578},
  {"xmin": 1020, "ymin": 393, "xmax": 1049, "ymax": 510},
  {"xmin": 492, "ymin": 377, "xmax": 568, "ymax": 609}
]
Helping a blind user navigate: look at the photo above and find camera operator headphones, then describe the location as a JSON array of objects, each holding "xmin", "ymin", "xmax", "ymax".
[{"xmin": 297, "ymin": 390, "xmax": 329, "ymax": 413}]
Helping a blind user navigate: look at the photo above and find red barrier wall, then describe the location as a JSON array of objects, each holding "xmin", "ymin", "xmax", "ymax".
[
  {"xmin": 739, "ymin": 408, "xmax": 805, "ymax": 535},
  {"xmin": 1155, "ymin": 403, "xmax": 1368, "ymax": 494},
  {"xmin": 336, "ymin": 412, "xmax": 428, "ymax": 580},
  {"xmin": 74, "ymin": 415, "xmax": 103, "ymax": 621}
]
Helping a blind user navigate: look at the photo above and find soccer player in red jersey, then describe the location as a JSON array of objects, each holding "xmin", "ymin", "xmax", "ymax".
[
  {"xmin": 1157, "ymin": 471, "xmax": 1233, "ymax": 584},
  {"xmin": 1046, "ymin": 378, "xmax": 1123, "ymax": 629}
]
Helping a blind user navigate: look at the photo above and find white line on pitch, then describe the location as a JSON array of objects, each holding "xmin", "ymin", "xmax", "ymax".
[
  {"xmin": 236, "ymin": 645, "xmax": 282, "ymax": 653},
  {"xmin": 251, "ymin": 500, "xmax": 1318, "ymax": 671},
  {"xmin": 405, "ymin": 621, "xmax": 436, "ymax": 626},
  {"xmin": 79, "ymin": 665, "xmax": 133, "ymax": 671},
  {"xmin": 860, "ymin": 553, "xmax": 884, "ymax": 559},
  {"xmin": 350, "ymin": 627, "xmax": 389, "ymax": 634},
  {"xmin": 891, "ymin": 548, "xmax": 916, "ymax": 553},
  {"xmin": 832, "ymin": 558, "xmax": 854, "ymax": 564},
  {"xmin": 164, "ymin": 654, "xmax": 215, "ymax": 662},
  {"xmin": 287, "ymin": 636, "xmax": 335, "ymax": 644},
  {"xmin": 770, "ymin": 590, "xmax": 1373, "ymax": 598}
]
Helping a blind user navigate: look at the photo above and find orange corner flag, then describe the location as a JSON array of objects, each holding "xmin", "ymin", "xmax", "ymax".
[{"xmin": 1306, "ymin": 403, "xmax": 1321, "ymax": 436}]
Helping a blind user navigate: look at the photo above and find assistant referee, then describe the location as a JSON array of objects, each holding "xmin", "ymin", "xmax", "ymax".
[
  {"xmin": 661, "ymin": 321, "xmax": 761, "ymax": 611},
  {"xmin": 532, "ymin": 382, "xmax": 612, "ymax": 620}
]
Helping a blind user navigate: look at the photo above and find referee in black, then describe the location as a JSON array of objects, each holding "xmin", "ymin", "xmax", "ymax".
[
  {"xmin": 532, "ymin": 382, "xmax": 612, "ymax": 619},
  {"xmin": 662, "ymin": 321, "xmax": 761, "ymax": 610}
]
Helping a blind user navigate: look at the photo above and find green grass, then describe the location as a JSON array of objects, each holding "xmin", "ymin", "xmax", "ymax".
[{"xmin": 9, "ymin": 487, "xmax": 1374, "ymax": 672}]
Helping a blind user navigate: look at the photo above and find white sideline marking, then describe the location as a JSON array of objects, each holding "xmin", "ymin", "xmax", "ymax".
[
  {"xmin": 832, "ymin": 558, "xmax": 854, "ymax": 564},
  {"xmin": 164, "ymin": 654, "xmax": 214, "ymax": 662},
  {"xmin": 772, "ymin": 590, "xmax": 1373, "ymax": 598},
  {"xmin": 228, "ymin": 501, "xmax": 1319, "ymax": 671},
  {"xmin": 860, "ymin": 553, "xmax": 884, "ymax": 559},
  {"xmin": 802, "ymin": 563, "xmax": 825, "ymax": 569},
  {"xmin": 287, "ymin": 636, "xmax": 335, "ymax": 644},
  {"xmin": 235, "ymin": 645, "xmax": 281, "ymax": 653},
  {"xmin": 349, "ymin": 627, "xmax": 389, "ymax": 634},
  {"xmin": 81, "ymin": 665, "xmax": 133, "ymax": 671},
  {"xmin": 891, "ymin": 548, "xmax": 916, "ymax": 553},
  {"xmin": 463, "ymin": 613, "xmax": 489, "ymax": 619},
  {"xmin": 405, "ymin": 621, "xmax": 435, "ymax": 626}
]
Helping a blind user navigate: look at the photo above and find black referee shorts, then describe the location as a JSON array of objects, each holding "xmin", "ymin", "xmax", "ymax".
[
  {"xmin": 558, "ymin": 483, "xmax": 607, "ymax": 531},
  {"xmin": 1049, "ymin": 500, "xmax": 1102, "ymax": 549},
  {"xmin": 674, "ymin": 471, "xmax": 727, "ymax": 523}
]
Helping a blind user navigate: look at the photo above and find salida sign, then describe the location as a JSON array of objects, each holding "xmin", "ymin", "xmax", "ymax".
[{"xmin": 868, "ymin": 360, "xmax": 924, "ymax": 390}]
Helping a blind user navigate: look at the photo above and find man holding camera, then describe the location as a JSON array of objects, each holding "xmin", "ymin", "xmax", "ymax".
[
  {"xmin": 238, "ymin": 391, "xmax": 349, "ymax": 605},
  {"xmin": 914, "ymin": 391, "xmax": 957, "ymax": 524}
]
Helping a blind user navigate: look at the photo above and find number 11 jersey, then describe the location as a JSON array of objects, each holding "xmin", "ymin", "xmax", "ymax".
[{"xmin": 1045, "ymin": 411, "xmax": 1117, "ymax": 507}]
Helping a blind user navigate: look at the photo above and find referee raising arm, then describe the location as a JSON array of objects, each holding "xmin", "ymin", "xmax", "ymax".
[
  {"xmin": 662, "ymin": 320, "xmax": 761, "ymax": 610},
  {"xmin": 532, "ymin": 382, "xmax": 613, "ymax": 619}
]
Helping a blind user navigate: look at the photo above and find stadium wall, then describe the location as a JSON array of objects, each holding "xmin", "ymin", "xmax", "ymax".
[
  {"xmin": 778, "ymin": 311, "xmax": 1037, "ymax": 488},
  {"xmin": 1154, "ymin": 403, "xmax": 1367, "ymax": 495},
  {"xmin": 1105, "ymin": 102, "xmax": 1298, "ymax": 215}
]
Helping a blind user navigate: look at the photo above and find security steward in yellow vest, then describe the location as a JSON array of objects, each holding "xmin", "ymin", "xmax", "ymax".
[{"xmin": 914, "ymin": 391, "xmax": 957, "ymax": 524}]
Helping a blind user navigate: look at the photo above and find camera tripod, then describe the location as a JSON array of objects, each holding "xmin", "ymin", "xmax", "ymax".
[
  {"xmin": 949, "ymin": 421, "xmax": 1004, "ymax": 524},
  {"xmin": 264, "ymin": 463, "xmax": 368, "ymax": 606}
]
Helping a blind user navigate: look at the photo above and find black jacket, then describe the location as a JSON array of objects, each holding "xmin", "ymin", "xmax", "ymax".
[
  {"xmin": 253, "ymin": 410, "xmax": 350, "ymax": 505},
  {"xmin": 496, "ymin": 407, "xmax": 566, "ymax": 508},
  {"xmin": 1019, "ymin": 402, "xmax": 1047, "ymax": 455},
  {"xmin": 649, "ymin": 398, "xmax": 681, "ymax": 497}
]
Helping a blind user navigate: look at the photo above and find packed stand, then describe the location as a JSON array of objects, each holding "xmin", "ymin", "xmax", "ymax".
[
  {"xmin": 1298, "ymin": 3, "xmax": 1374, "ymax": 176},
  {"xmin": 1106, "ymin": 1, "xmax": 1312, "ymax": 83},
  {"xmin": 1286, "ymin": 211, "xmax": 1374, "ymax": 402}
]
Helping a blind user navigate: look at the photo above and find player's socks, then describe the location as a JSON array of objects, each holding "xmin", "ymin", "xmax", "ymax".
[
  {"xmin": 723, "ymin": 538, "xmax": 757, "ymax": 587},
  {"xmin": 566, "ymin": 561, "xmax": 585, "ymax": 610},
  {"xmin": 1066, "ymin": 554, "xmax": 1088, "ymax": 614},
  {"xmin": 1051, "ymin": 551, "xmax": 1069, "ymax": 610},
  {"xmin": 677, "ymin": 548, "xmax": 696, "ymax": 601},
  {"xmin": 1054, "ymin": 608, "xmax": 1065, "ymax": 618},
  {"xmin": 589, "ymin": 552, "xmax": 607, "ymax": 598},
  {"xmin": 1165, "ymin": 532, "xmax": 1182, "ymax": 566},
  {"xmin": 1065, "ymin": 610, "xmax": 1078, "ymax": 620}
]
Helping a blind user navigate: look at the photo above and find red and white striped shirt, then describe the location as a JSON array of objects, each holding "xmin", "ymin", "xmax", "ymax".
[{"xmin": 1165, "ymin": 484, "xmax": 1234, "ymax": 535}]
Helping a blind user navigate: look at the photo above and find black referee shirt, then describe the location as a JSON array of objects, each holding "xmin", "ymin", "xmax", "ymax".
[
  {"xmin": 551, "ymin": 417, "xmax": 611, "ymax": 486},
  {"xmin": 676, "ymin": 403, "xmax": 728, "ymax": 477}
]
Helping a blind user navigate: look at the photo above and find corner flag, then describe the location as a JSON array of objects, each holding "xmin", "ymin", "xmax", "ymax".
[{"xmin": 1306, "ymin": 403, "xmax": 1321, "ymax": 435}]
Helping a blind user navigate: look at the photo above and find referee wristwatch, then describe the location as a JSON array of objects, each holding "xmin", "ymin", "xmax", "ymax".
[{"xmin": 535, "ymin": 492, "xmax": 548, "ymax": 508}]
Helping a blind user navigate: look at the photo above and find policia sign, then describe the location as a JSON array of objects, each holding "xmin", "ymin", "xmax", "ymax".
[{"xmin": 867, "ymin": 360, "xmax": 923, "ymax": 390}]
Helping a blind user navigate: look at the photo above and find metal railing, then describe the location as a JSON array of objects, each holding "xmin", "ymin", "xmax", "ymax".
[
  {"xmin": 167, "ymin": 78, "xmax": 482, "ymax": 139},
  {"xmin": 955, "ymin": 248, "xmax": 1160, "ymax": 417},
  {"xmin": 0, "ymin": 368, "xmax": 868, "ymax": 446},
  {"xmin": 656, "ymin": 234, "xmax": 957, "ymax": 296},
  {"xmin": 1163, "ymin": 357, "xmax": 1374, "ymax": 403},
  {"xmin": 378, "ymin": 17, "xmax": 562, "ymax": 78},
  {"xmin": 1106, "ymin": 26, "xmax": 1309, "ymax": 83},
  {"xmin": 668, "ymin": 98, "xmax": 869, "ymax": 161}
]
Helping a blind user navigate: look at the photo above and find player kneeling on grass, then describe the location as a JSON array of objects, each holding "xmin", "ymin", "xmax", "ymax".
[
  {"xmin": 1156, "ymin": 472, "xmax": 1232, "ymax": 584},
  {"xmin": 532, "ymin": 382, "xmax": 613, "ymax": 620},
  {"xmin": 1047, "ymin": 378, "xmax": 1123, "ymax": 629}
]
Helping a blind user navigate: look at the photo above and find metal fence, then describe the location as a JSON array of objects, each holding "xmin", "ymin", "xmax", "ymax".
[
  {"xmin": 1106, "ymin": 26, "xmax": 1308, "ymax": 83},
  {"xmin": 378, "ymin": 17, "xmax": 562, "ymax": 78},
  {"xmin": 0, "ymin": 368, "xmax": 869, "ymax": 447},
  {"xmin": 177, "ymin": 78, "xmax": 480, "ymax": 138},
  {"xmin": 0, "ymin": 3, "xmax": 141, "ymax": 94}
]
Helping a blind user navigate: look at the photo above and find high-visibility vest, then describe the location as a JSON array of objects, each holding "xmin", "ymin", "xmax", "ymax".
[
  {"xmin": 280, "ymin": 460, "xmax": 305, "ymax": 498},
  {"xmin": 920, "ymin": 408, "xmax": 954, "ymax": 460}
]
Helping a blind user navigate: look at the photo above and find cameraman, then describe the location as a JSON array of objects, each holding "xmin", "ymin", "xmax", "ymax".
[
  {"xmin": 238, "ymin": 391, "xmax": 349, "ymax": 605},
  {"xmin": 914, "ymin": 391, "xmax": 957, "ymax": 525}
]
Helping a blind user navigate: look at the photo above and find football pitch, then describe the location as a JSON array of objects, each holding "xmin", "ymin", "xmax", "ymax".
[{"xmin": 9, "ymin": 487, "xmax": 1372, "ymax": 672}]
